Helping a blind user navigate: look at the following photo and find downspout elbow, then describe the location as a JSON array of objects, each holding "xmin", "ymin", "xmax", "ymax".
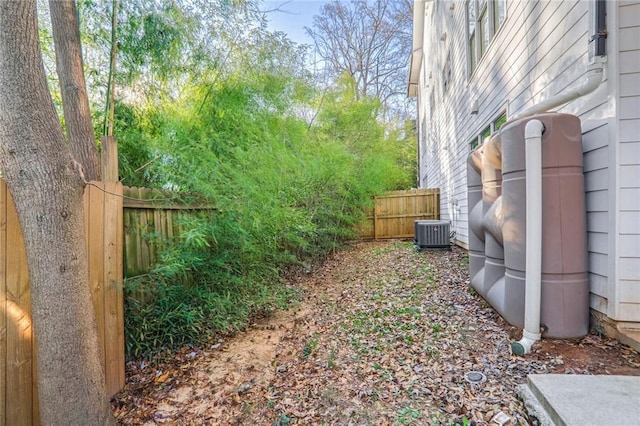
[
  {"xmin": 576, "ymin": 65, "xmax": 604, "ymax": 97},
  {"xmin": 524, "ymin": 118, "xmax": 545, "ymax": 140},
  {"xmin": 511, "ymin": 330, "xmax": 541, "ymax": 356}
]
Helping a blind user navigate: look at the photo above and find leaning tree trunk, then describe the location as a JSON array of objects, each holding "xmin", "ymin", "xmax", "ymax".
[
  {"xmin": 49, "ymin": 0, "xmax": 102, "ymax": 181},
  {"xmin": 0, "ymin": 2, "xmax": 114, "ymax": 424}
]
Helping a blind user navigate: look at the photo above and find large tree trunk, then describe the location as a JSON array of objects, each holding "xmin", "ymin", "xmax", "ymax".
[
  {"xmin": 49, "ymin": 0, "xmax": 102, "ymax": 181},
  {"xmin": 0, "ymin": 2, "xmax": 114, "ymax": 424}
]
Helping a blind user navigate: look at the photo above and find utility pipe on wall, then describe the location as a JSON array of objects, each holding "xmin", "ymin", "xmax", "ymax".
[
  {"xmin": 511, "ymin": 119, "xmax": 545, "ymax": 355},
  {"xmin": 509, "ymin": 64, "xmax": 604, "ymax": 355},
  {"xmin": 509, "ymin": 64, "xmax": 604, "ymax": 122}
]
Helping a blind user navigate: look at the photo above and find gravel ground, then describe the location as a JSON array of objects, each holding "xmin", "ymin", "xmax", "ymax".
[{"xmin": 113, "ymin": 240, "xmax": 640, "ymax": 425}]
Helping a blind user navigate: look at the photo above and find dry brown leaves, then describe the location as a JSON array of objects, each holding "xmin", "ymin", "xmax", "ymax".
[{"xmin": 112, "ymin": 241, "xmax": 640, "ymax": 425}]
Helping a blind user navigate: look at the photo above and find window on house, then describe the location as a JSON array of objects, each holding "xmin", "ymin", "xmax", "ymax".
[
  {"xmin": 495, "ymin": 0, "xmax": 506, "ymax": 30},
  {"xmin": 470, "ymin": 112, "xmax": 507, "ymax": 150},
  {"xmin": 480, "ymin": 126, "xmax": 492, "ymax": 144},
  {"xmin": 467, "ymin": 0, "xmax": 476, "ymax": 75},
  {"xmin": 467, "ymin": 0, "xmax": 507, "ymax": 76},
  {"xmin": 479, "ymin": 0, "xmax": 489, "ymax": 57},
  {"xmin": 494, "ymin": 112, "xmax": 507, "ymax": 131}
]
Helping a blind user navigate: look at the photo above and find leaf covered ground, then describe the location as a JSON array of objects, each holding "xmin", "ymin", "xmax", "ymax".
[{"xmin": 112, "ymin": 241, "xmax": 640, "ymax": 425}]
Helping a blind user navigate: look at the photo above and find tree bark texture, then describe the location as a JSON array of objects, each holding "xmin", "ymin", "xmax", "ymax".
[
  {"xmin": 49, "ymin": 0, "xmax": 102, "ymax": 181},
  {"xmin": 0, "ymin": 1, "xmax": 114, "ymax": 424}
]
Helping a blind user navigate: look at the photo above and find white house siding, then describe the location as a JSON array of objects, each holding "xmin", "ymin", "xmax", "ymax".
[
  {"xmin": 418, "ymin": 0, "xmax": 596, "ymax": 245},
  {"xmin": 415, "ymin": 0, "xmax": 640, "ymax": 323},
  {"xmin": 616, "ymin": 1, "xmax": 640, "ymax": 322}
]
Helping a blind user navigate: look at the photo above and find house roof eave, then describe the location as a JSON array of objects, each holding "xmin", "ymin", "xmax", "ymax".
[{"xmin": 408, "ymin": 0, "xmax": 426, "ymax": 97}]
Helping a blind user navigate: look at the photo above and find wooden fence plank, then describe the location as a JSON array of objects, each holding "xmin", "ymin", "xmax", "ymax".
[
  {"xmin": 139, "ymin": 209, "xmax": 151, "ymax": 274},
  {"xmin": 123, "ymin": 209, "xmax": 138, "ymax": 277},
  {"xmin": 373, "ymin": 197, "xmax": 378, "ymax": 240},
  {"xmin": 101, "ymin": 136, "xmax": 119, "ymax": 183},
  {"xmin": 159, "ymin": 210, "xmax": 168, "ymax": 241},
  {"xmin": 0, "ymin": 182, "xmax": 6, "ymax": 426},
  {"xmin": 167, "ymin": 210, "xmax": 174, "ymax": 238},
  {"xmin": 102, "ymin": 182, "xmax": 124, "ymax": 395},
  {"xmin": 88, "ymin": 184, "xmax": 106, "ymax": 364},
  {"xmin": 115, "ymin": 185, "xmax": 125, "ymax": 392},
  {"xmin": 5, "ymin": 188, "xmax": 32, "ymax": 426}
]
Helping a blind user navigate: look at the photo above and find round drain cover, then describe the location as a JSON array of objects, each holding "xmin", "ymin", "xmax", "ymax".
[{"xmin": 464, "ymin": 371, "xmax": 486, "ymax": 384}]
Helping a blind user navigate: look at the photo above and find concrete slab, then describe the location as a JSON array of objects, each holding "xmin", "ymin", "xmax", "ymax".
[
  {"xmin": 619, "ymin": 329, "xmax": 640, "ymax": 353},
  {"xmin": 517, "ymin": 375, "xmax": 640, "ymax": 426}
]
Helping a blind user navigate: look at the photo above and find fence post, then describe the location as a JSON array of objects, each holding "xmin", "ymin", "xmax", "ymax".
[
  {"xmin": 373, "ymin": 196, "xmax": 378, "ymax": 240},
  {"xmin": 101, "ymin": 136, "xmax": 118, "ymax": 182}
]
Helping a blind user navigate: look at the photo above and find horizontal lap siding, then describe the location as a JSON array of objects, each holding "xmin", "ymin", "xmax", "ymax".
[
  {"xmin": 617, "ymin": 1, "xmax": 640, "ymax": 321},
  {"xmin": 583, "ymin": 122, "xmax": 610, "ymax": 307}
]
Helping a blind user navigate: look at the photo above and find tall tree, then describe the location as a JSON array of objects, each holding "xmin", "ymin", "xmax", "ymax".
[
  {"xmin": 0, "ymin": 1, "xmax": 114, "ymax": 423},
  {"xmin": 307, "ymin": 0, "xmax": 413, "ymax": 119},
  {"xmin": 49, "ymin": 0, "xmax": 101, "ymax": 180}
]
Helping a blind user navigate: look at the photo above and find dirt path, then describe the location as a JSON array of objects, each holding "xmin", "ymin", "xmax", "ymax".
[{"xmin": 113, "ymin": 241, "xmax": 640, "ymax": 425}]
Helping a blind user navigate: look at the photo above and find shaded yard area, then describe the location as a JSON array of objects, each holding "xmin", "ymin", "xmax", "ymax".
[{"xmin": 113, "ymin": 241, "xmax": 640, "ymax": 425}]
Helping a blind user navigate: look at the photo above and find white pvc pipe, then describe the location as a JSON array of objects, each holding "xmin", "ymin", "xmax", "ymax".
[
  {"xmin": 511, "ymin": 119, "xmax": 544, "ymax": 356},
  {"xmin": 509, "ymin": 62, "xmax": 605, "ymax": 356},
  {"xmin": 510, "ymin": 64, "xmax": 604, "ymax": 122}
]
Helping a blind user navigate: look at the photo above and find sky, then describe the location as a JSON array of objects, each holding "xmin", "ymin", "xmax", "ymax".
[{"xmin": 263, "ymin": 0, "xmax": 328, "ymax": 46}]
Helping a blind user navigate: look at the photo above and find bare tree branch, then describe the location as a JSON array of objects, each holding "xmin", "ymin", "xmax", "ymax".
[{"xmin": 307, "ymin": 0, "xmax": 413, "ymax": 119}]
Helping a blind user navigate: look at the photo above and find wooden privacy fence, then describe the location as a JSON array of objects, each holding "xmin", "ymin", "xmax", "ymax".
[
  {"xmin": 0, "ymin": 180, "xmax": 124, "ymax": 426},
  {"xmin": 123, "ymin": 186, "xmax": 217, "ymax": 277},
  {"xmin": 359, "ymin": 188, "xmax": 440, "ymax": 239}
]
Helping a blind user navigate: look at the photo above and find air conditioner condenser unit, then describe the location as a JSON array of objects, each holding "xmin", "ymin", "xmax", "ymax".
[{"xmin": 414, "ymin": 220, "xmax": 450, "ymax": 249}]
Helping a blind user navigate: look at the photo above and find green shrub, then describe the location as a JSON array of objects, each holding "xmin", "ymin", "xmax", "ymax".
[
  {"xmin": 119, "ymin": 73, "xmax": 415, "ymax": 359},
  {"xmin": 124, "ymin": 216, "xmax": 298, "ymax": 359}
]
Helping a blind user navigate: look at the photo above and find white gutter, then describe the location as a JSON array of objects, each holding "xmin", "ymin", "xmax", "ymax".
[
  {"xmin": 408, "ymin": 0, "xmax": 426, "ymax": 97},
  {"xmin": 511, "ymin": 119, "xmax": 544, "ymax": 356},
  {"xmin": 509, "ymin": 63, "xmax": 604, "ymax": 121}
]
